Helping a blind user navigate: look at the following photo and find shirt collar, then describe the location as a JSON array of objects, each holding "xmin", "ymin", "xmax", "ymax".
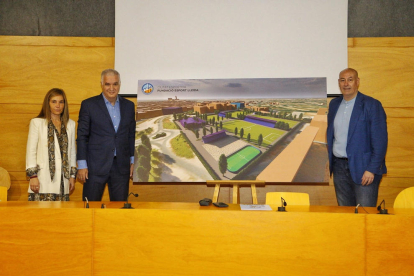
[
  {"xmin": 342, "ymin": 94, "xmax": 357, "ymax": 105},
  {"xmin": 101, "ymin": 93, "xmax": 119, "ymax": 105}
]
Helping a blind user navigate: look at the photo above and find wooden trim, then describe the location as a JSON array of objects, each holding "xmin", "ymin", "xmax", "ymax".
[{"xmin": 0, "ymin": 35, "xmax": 113, "ymax": 47}]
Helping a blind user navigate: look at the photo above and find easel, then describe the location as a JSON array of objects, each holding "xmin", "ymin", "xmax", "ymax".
[{"xmin": 206, "ymin": 180, "xmax": 266, "ymax": 204}]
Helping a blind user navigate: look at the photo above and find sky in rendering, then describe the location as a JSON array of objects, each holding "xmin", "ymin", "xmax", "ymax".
[{"xmin": 138, "ymin": 78, "xmax": 326, "ymax": 100}]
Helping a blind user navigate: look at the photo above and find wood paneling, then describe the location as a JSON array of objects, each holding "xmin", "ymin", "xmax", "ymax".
[
  {"xmin": 0, "ymin": 208, "xmax": 93, "ymax": 275},
  {"xmin": 347, "ymin": 38, "xmax": 414, "ymax": 191},
  {"xmin": 2, "ymin": 202, "xmax": 414, "ymax": 276},
  {"xmin": 366, "ymin": 214, "xmax": 414, "ymax": 276},
  {"xmin": 1, "ymin": 36, "xmax": 413, "ymax": 204},
  {"xmin": 94, "ymin": 209, "xmax": 365, "ymax": 276}
]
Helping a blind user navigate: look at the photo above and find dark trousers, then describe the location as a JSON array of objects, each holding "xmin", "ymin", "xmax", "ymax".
[
  {"xmin": 82, "ymin": 157, "xmax": 129, "ymax": 201},
  {"xmin": 333, "ymin": 157, "xmax": 381, "ymax": 207}
]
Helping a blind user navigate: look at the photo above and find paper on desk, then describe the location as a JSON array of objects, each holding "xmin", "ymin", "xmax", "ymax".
[{"xmin": 240, "ymin": 204, "xmax": 272, "ymax": 211}]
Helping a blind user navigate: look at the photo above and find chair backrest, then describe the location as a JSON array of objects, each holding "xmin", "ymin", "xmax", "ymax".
[
  {"xmin": 0, "ymin": 167, "xmax": 11, "ymax": 202},
  {"xmin": 0, "ymin": 167, "xmax": 11, "ymax": 190},
  {"xmin": 394, "ymin": 187, "xmax": 414, "ymax": 208},
  {"xmin": 0, "ymin": 186, "xmax": 7, "ymax": 202},
  {"xmin": 266, "ymin": 192, "xmax": 310, "ymax": 206}
]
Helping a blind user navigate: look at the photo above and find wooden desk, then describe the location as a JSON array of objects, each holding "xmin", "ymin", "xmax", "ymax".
[{"xmin": 1, "ymin": 202, "xmax": 414, "ymax": 276}]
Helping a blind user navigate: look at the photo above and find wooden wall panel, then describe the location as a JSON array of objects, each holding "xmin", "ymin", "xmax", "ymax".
[
  {"xmin": 348, "ymin": 37, "xmax": 414, "ymax": 193},
  {"xmin": 0, "ymin": 36, "xmax": 114, "ymax": 201},
  {"xmin": 0, "ymin": 37, "xmax": 114, "ymax": 104},
  {"xmin": 1, "ymin": 36, "xmax": 413, "ymax": 205}
]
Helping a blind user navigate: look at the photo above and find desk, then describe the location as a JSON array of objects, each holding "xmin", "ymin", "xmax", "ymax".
[{"xmin": 1, "ymin": 202, "xmax": 414, "ymax": 276}]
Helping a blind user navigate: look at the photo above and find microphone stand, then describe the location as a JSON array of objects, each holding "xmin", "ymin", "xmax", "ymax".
[
  {"xmin": 278, "ymin": 197, "xmax": 287, "ymax": 212},
  {"xmin": 377, "ymin": 199, "xmax": 388, "ymax": 214},
  {"xmin": 121, "ymin": 192, "xmax": 139, "ymax": 209}
]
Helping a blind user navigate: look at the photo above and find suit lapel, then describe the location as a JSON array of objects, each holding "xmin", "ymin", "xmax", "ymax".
[
  {"xmin": 96, "ymin": 94, "xmax": 115, "ymax": 131},
  {"xmin": 119, "ymin": 97, "xmax": 127, "ymax": 129},
  {"xmin": 347, "ymin": 92, "xmax": 363, "ymax": 142},
  {"xmin": 329, "ymin": 97, "xmax": 342, "ymax": 121}
]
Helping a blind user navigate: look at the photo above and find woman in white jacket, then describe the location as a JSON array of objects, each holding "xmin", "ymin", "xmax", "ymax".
[{"xmin": 26, "ymin": 88, "xmax": 77, "ymax": 201}]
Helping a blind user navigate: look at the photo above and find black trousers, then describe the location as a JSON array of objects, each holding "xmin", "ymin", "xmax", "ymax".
[{"xmin": 82, "ymin": 157, "xmax": 129, "ymax": 201}]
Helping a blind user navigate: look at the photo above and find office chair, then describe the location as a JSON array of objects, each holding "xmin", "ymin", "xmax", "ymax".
[
  {"xmin": 265, "ymin": 192, "xmax": 310, "ymax": 206},
  {"xmin": 0, "ymin": 167, "xmax": 11, "ymax": 202},
  {"xmin": 394, "ymin": 187, "xmax": 414, "ymax": 208}
]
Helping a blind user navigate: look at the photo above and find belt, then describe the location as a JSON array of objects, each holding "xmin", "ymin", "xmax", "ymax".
[{"xmin": 335, "ymin": 156, "xmax": 348, "ymax": 161}]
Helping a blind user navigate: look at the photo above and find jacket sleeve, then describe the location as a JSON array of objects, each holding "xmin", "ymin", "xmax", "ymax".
[
  {"xmin": 26, "ymin": 119, "xmax": 40, "ymax": 174},
  {"xmin": 69, "ymin": 120, "xmax": 77, "ymax": 172},
  {"xmin": 128, "ymin": 102, "xmax": 136, "ymax": 160},
  {"xmin": 76, "ymin": 101, "xmax": 91, "ymax": 162},
  {"xmin": 366, "ymin": 100, "xmax": 388, "ymax": 174}
]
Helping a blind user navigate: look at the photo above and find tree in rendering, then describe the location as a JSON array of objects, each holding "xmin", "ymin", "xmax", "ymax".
[
  {"xmin": 218, "ymin": 154, "xmax": 228, "ymax": 177},
  {"xmin": 258, "ymin": 134, "xmax": 263, "ymax": 146}
]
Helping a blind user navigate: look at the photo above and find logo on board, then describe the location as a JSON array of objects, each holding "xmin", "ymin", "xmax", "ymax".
[{"xmin": 141, "ymin": 83, "xmax": 154, "ymax": 95}]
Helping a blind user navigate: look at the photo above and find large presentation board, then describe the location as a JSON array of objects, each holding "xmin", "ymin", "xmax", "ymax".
[{"xmin": 115, "ymin": 0, "xmax": 348, "ymax": 183}]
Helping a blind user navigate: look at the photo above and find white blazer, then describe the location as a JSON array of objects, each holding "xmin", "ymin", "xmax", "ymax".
[{"xmin": 26, "ymin": 118, "xmax": 77, "ymax": 194}]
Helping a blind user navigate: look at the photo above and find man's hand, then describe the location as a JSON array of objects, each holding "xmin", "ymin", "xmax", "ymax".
[
  {"xmin": 77, "ymin": 168, "xmax": 88, "ymax": 183},
  {"xmin": 130, "ymin": 163, "xmax": 134, "ymax": 179},
  {"xmin": 361, "ymin": 171, "xmax": 374, "ymax": 186}
]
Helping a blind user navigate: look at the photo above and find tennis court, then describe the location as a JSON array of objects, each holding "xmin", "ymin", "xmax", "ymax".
[
  {"xmin": 227, "ymin": 146, "xmax": 261, "ymax": 173},
  {"xmin": 222, "ymin": 119, "xmax": 285, "ymax": 146}
]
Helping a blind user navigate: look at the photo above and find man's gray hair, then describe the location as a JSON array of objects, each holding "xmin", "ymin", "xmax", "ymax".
[
  {"xmin": 101, "ymin": 69, "xmax": 121, "ymax": 84},
  {"xmin": 339, "ymin": 68, "xmax": 358, "ymax": 78}
]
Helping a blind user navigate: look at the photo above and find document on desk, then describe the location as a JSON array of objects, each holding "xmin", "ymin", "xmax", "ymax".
[{"xmin": 240, "ymin": 204, "xmax": 272, "ymax": 211}]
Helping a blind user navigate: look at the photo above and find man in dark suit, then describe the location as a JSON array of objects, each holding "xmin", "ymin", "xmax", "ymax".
[
  {"xmin": 77, "ymin": 69, "xmax": 135, "ymax": 201},
  {"xmin": 327, "ymin": 68, "xmax": 388, "ymax": 207}
]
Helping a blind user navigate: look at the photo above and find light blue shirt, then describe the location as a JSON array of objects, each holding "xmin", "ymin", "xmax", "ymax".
[
  {"xmin": 78, "ymin": 94, "xmax": 134, "ymax": 169},
  {"xmin": 333, "ymin": 96, "xmax": 356, "ymax": 158}
]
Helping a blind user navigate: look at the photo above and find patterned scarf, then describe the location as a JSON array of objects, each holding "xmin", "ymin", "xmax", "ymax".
[{"xmin": 47, "ymin": 120, "xmax": 69, "ymax": 181}]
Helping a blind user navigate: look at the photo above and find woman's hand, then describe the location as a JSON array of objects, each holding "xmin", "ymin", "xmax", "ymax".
[
  {"xmin": 29, "ymin": 177, "xmax": 40, "ymax": 193},
  {"xmin": 69, "ymin": 177, "xmax": 75, "ymax": 194}
]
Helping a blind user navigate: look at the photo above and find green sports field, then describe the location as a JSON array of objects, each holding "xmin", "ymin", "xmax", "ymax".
[
  {"xmin": 221, "ymin": 119, "xmax": 286, "ymax": 146},
  {"xmin": 227, "ymin": 146, "xmax": 261, "ymax": 173},
  {"xmin": 252, "ymin": 115, "xmax": 299, "ymax": 128}
]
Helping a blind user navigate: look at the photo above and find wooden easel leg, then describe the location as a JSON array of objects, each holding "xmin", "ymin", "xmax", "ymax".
[
  {"xmin": 213, "ymin": 184, "xmax": 220, "ymax": 202},
  {"xmin": 233, "ymin": 184, "xmax": 239, "ymax": 204},
  {"xmin": 251, "ymin": 184, "xmax": 257, "ymax": 204}
]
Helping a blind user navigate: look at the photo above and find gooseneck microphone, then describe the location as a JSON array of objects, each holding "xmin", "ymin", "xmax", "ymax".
[
  {"xmin": 355, "ymin": 204, "xmax": 360, "ymax": 214},
  {"xmin": 85, "ymin": 197, "xmax": 89, "ymax": 208},
  {"xmin": 121, "ymin": 192, "xmax": 139, "ymax": 209},
  {"xmin": 377, "ymin": 199, "xmax": 388, "ymax": 214},
  {"xmin": 278, "ymin": 197, "xmax": 287, "ymax": 212}
]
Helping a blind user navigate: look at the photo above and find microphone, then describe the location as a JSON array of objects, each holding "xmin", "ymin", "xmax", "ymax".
[
  {"xmin": 85, "ymin": 197, "xmax": 89, "ymax": 208},
  {"xmin": 355, "ymin": 204, "xmax": 360, "ymax": 214},
  {"xmin": 121, "ymin": 192, "xmax": 139, "ymax": 209},
  {"xmin": 377, "ymin": 199, "xmax": 388, "ymax": 214},
  {"xmin": 278, "ymin": 197, "xmax": 287, "ymax": 212}
]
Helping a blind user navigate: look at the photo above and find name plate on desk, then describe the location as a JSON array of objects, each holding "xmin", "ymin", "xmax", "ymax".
[{"xmin": 240, "ymin": 204, "xmax": 272, "ymax": 211}]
